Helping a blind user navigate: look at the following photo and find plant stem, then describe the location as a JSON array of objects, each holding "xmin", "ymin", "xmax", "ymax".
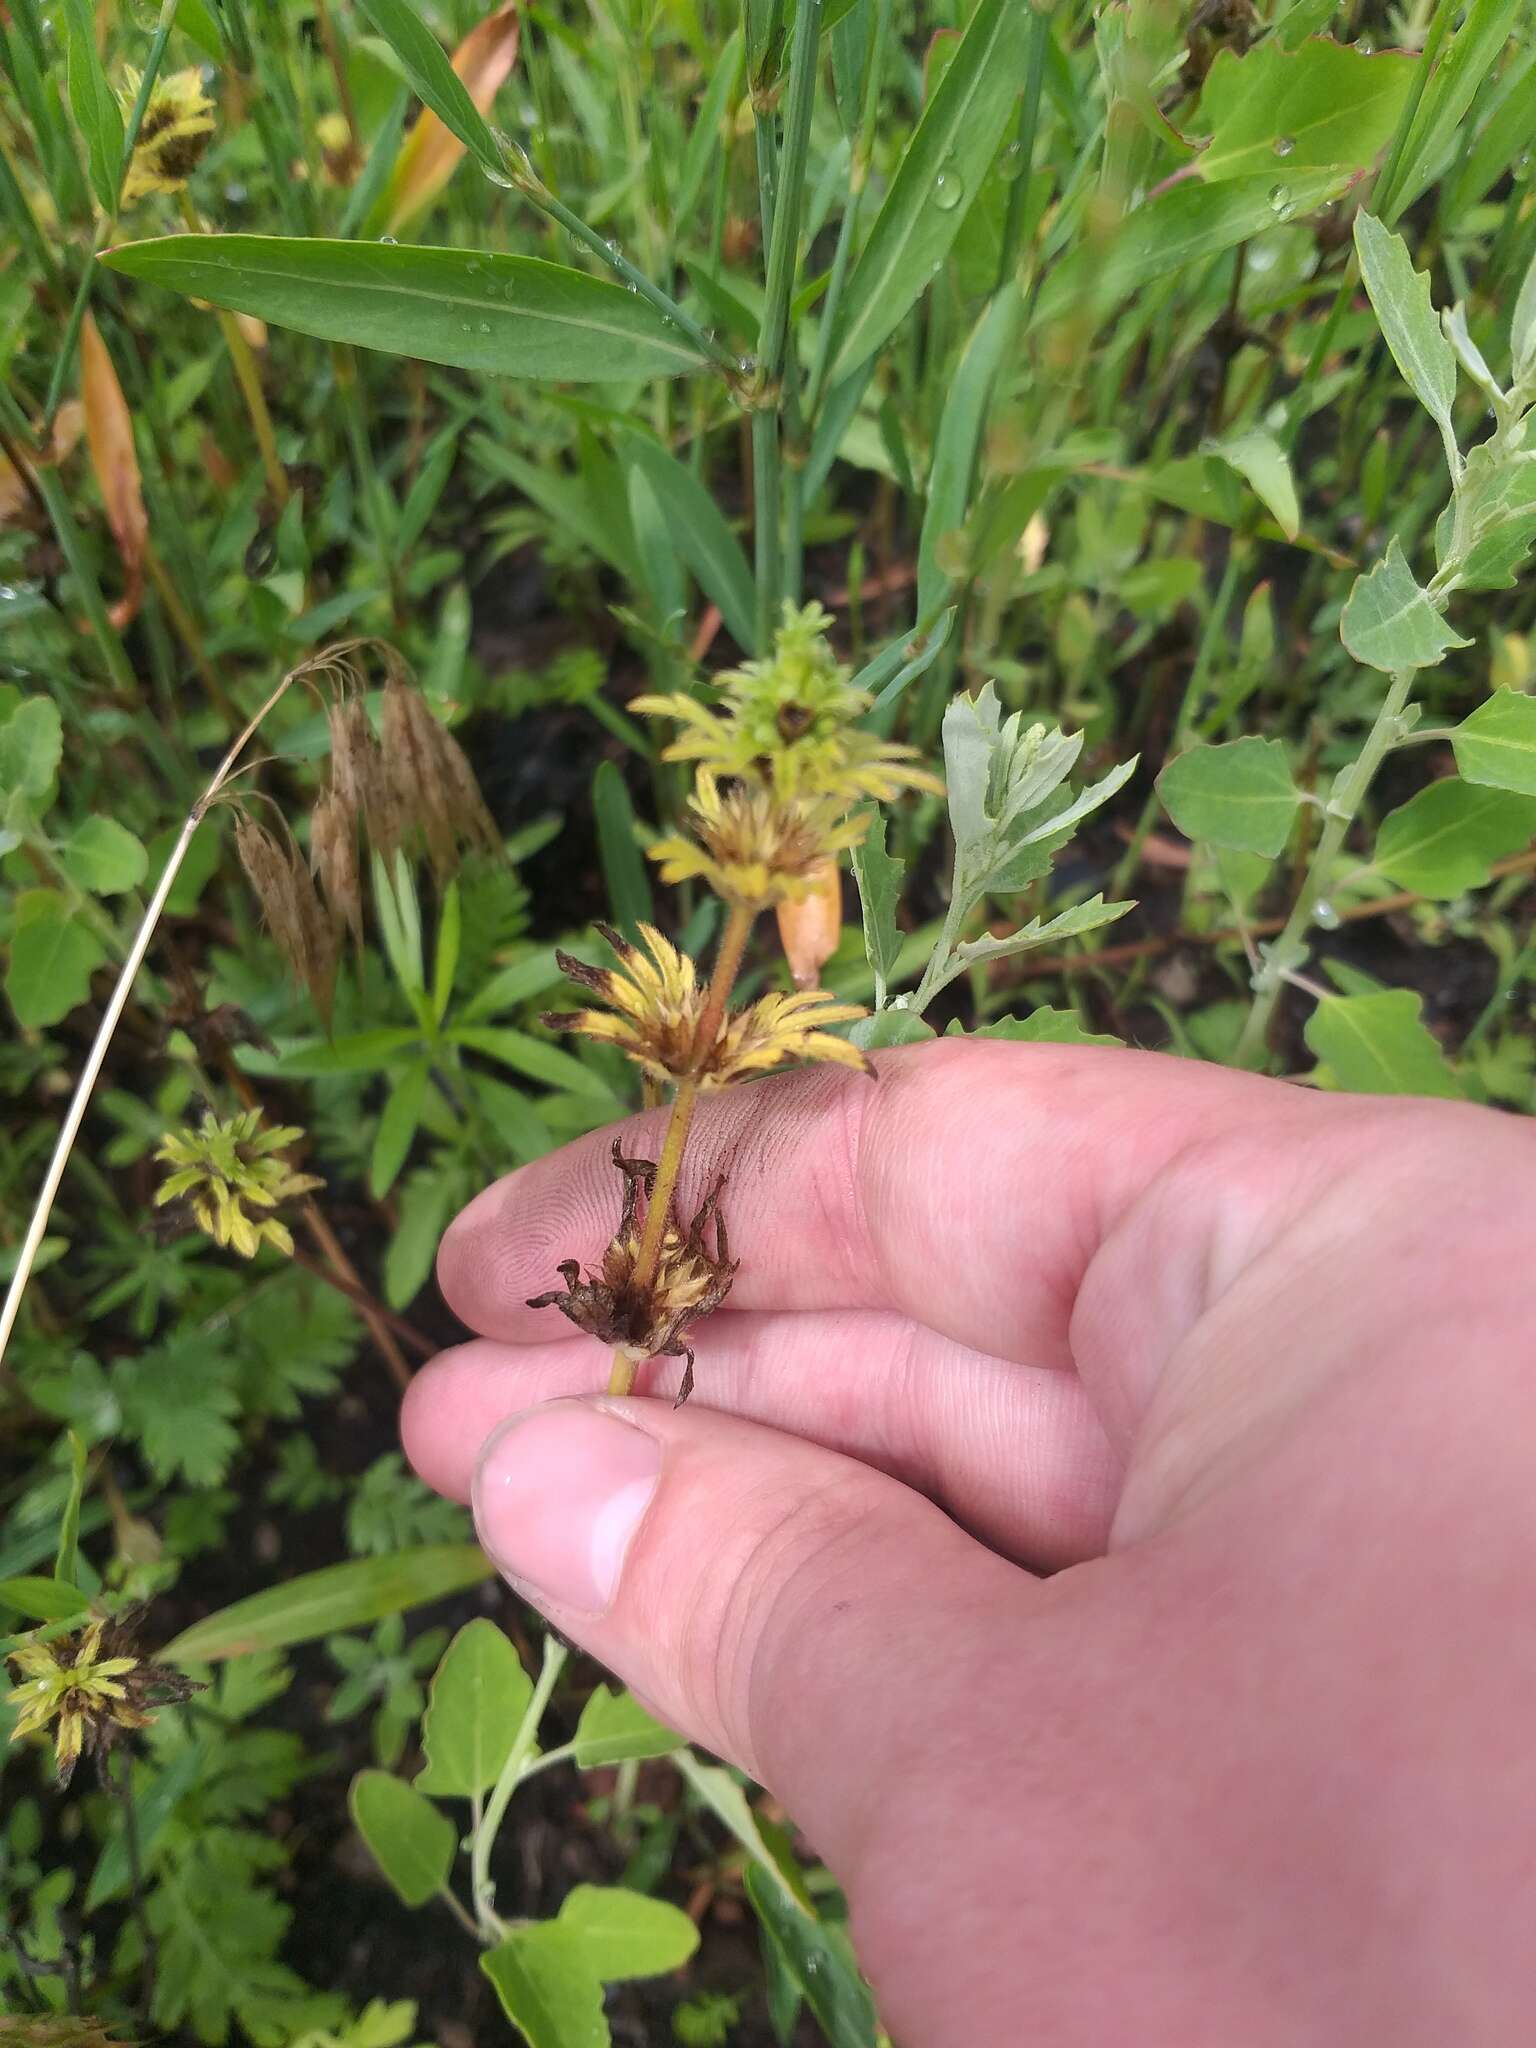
[
  {"xmin": 144, "ymin": 545, "xmax": 238, "ymax": 726},
  {"xmin": 1236, "ymin": 665, "xmax": 1418, "ymax": 1067},
  {"xmin": 471, "ymin": 1634, "xmax": 567, "ymax": 1940},
  {"xmin": 994, "ymin": 0, "xmax": 1049, "ymax": 292},
  {"xmin": 805, "ymin": 0, "xmax": 892, "ymax": 420},
  {"xmin": 177, "ymin": 192, "xmax": 290, "ymax": 505}
]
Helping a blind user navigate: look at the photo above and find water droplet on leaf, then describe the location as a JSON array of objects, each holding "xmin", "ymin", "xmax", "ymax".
[
  {"xmin": 933, "ymin": 165, "xmax": 965, "ymax": 212},
  {"xmin": 1313, "ymin": 900, "xmax": 1341, "ymax": 931},
  {"xmin": 1268, "ymin": 183, "xmax": 1293, "ymax": 219},
  {"xmin": 1273, "ymin": 135, "xmax": 1295, "ymax": 158}
]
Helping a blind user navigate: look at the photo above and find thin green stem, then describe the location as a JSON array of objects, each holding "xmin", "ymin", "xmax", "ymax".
[
  {"xmin": 471, "ymin": 1636, "xmax": 568, "ymax": 1940},
  {"xmin": 805, "ymin": 0, "xmax": 892, "ymax": 420}
]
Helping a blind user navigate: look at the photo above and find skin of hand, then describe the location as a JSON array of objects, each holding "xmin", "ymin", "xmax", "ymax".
[{"xmin": 403, "ymin": 1041, "xmax": 1536, "ymax": 2047}]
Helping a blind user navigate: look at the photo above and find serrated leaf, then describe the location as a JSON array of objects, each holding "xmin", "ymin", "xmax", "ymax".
[
  {"xmin": 416, "ymin": 1619, "xmax": 533, "ymax": 1797},
  {"xmin": 955, "ymin": 893, "xmax": 1133, "ymax": 969},
  {"xmin": 572, "ymin": 1685, "xmax": 681, "ymax": 1768},
  {"xmin": 1208, "ymin": 430, "xmax": 1299, "ymax": 540},
  {"xmin": 481, "ymin": 1928, "xmax": 608, "ymax": 2048},
  {"xmin": 5, "ymin": 892, "xmax": 108, "ymax": 1029},
  {"xmin": 1193, "ymin": 39, "xmax": 1414, "ymax": 182},
  {"xmin": 1352, "ymin": 212, "xmax": 1457, "ymax": 446},
  {"xmin": 1303, "ymin": 991, "xmax": 1461, "ymax": 1099},
  {"xmin": 1451, "ymin": 693, "xmax": 1536, "ymax": 795},
  {"xmin": 952, "ymin": 1010, "xmax": 1124, "ymax": 1048},
  {"xmin": 1373, "ymin": 781, "xmax": 1536, "ymax": 897},
  {"xmin": 103, "ymin": 239, "xmax": 710, "ymax": 382},
  {"xmin": 58, "ymin": 816, "xmax": 148, "ymax": 896},
  {"xmin": 118, "ymin": 1338, "xmax": 240, "ymax": 1486},
  {"xmin": 849, "ymin": 811, "xmax": 905, "ymax": 997},
  {"xmin": 351, "ymin": 1770, "xmax": 456, "ymax": 1907},
  {"xmin": 1340, "ymin": 539, "xmax": 1469, "ymax": 671},
  {"xmin": 0, "ymin": 696, "xmax": 63, "ymax": 799},
  {"xmin": 556, "ymin": 1886, "xmax": 699, "ymax": 1980},
  {"xmin": 1158, "ymin": 737, "xmax": 1300, "ymax": 855}
]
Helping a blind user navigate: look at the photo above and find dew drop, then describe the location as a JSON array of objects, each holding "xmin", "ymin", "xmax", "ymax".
[
  {"xmin": 1313, "ymin": 900, "xmax": 1341, "ymax": 931},
  {"xmin": 379, "ymin": 234, "xmax": 398, "ymax": 246},
  {"xmin": 466, "ymin": 257, "xmax": 482, "ymax": 273},
  {"xmin": 1267, "ymin": 182, "xmax": 1293, "ymax": 220},
  {"xmin": 459, "ymin": 322, "xmax": 472, "ymax": 335},
  {"xmin": 626, "ymin": 280, "xmax": 639, "ymax": 293},
  {"xmin": 932, "ymin": 164, "xmax": 965, "ymax": 212},
  {"xmin": 1273, "ymin": 134, "xmax": 1295, "ymax": 159},
  {"xmin": 1357, "ymin": 35, "xmax": 1373, "ymax": 52},
  {"xmin": 999, "ymin": 139, "xmax": 1027, "ymax": 182},
  {"xmin": 478, "ymin": 320, "xmax": 492, "ymax": 334}
]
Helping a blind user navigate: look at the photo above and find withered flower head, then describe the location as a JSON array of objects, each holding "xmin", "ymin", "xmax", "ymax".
[
  {"xmin": 648, "ymin": 771, "xmax": 867, "ymax": 908},
  {"xmin": 154, "ymin": 1107, "xmax": 322, "ymax": 1259},
  {"xmin": 235, "ymin": 811, "xmax": 338, "ymax": 1026},
  {"xmin": 527, "ymin": 1142, "xmax": 737, "ymax": 1402},
  {"xmin": 379, "ymin": 673, "xmax": 499, "ymax": 879},
  {"xmin": 6, "ymin": 1617, "xmax": 201, "ymax": 1788},
  {"xmin": 121, "ymin": 68, "xmax": 216, "ymax": 205},
  {"xmin": 632, "ymin": 601, "xmax": 943, "ymax": 808},
  {"xmin": 549, "ymin": 923, "xmax": 871, "ymax": 1087}
]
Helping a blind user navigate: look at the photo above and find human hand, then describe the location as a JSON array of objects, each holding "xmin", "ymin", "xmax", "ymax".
[{"xmin": 404, "ymin": 1041, "xmax": 1536, "ymax": 2046}]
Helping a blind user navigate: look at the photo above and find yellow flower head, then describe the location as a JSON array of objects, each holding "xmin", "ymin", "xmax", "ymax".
[
  {"xmin": 548, "ymin": 924, "xmax": 870, "ymax": 1087},
  {"xmin": 6, "ymin": 1618, "xmax": 199, "ymax": 1787},
  {"xmin": 121, "ymin": 69, "xmax": 216, "ymax": 204},
  {"xmin": 154, "ymin": 1108, "xmax": 323, "ymax": 1259},
  {"xmin": 648, "ymin": 772, "xmax": 867, "ymax": 909},
  {"xmin": 632, "ymin": 601, "xmax": 943, "ymax": 808}
]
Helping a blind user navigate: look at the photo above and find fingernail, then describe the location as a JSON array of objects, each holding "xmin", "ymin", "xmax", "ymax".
[{"xmin": 472, "ymin": 1402, "xmax": 660, "ymax": 1614}]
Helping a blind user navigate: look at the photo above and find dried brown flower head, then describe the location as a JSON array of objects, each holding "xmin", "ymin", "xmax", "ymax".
[
  {"xmin": 234, "ymin": 812, "xmax": 338, "ymax": 1026},
  {"xmin": 527, "ymin": 1142, "xmax": 737, "ymax": 1403},
  {"xmin": 548, "ymin": 923, "xmax": 871, "ymax": 1087},
  {"xmin": 6, "ymin": 1616, "xmax": 202, "ymax": 1788}
]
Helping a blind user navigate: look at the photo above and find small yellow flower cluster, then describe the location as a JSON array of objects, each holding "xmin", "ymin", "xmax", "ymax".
[
  {"xmin": 121, "ymin": 69, "xmax": 216, "ymax": 205},
  {"xmin": 154, "ymin": 1108, "xmax": 323, "ymax": 1259},
  {"xmin": 6, "ymin": 1618, "xmax": 199, "ymax": 1787}
]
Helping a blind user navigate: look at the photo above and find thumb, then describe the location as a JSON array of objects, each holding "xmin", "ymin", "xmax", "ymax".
[{"xmin": 471, "ymin": 1393, "xmax": 1032, "ymax": 1870}]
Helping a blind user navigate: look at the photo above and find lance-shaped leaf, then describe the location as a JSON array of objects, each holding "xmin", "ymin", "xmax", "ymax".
[
  {"xmin": 379, "ymin": 3, "xmax": 522, "ymax": 233},
  {"xmin": 80, "ymin": 314, "xmax": 148, "ymax": 629},
  {"xmin": 1340, "ymin": 539, "xmax": 1469, "ymax": 671},
  {"xmin": 353, "ymin": 0, "xmax": 506, "ymax": 182},
  {"xmin": 101, "ymin": 238, "xmax": 710, "ymax": 382},
  {"xmin": 62, "ymin": 0, "xmax": 124, "ymax": 216}
]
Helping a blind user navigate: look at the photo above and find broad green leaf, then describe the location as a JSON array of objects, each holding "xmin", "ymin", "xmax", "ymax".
[
  {"xmin": 0, "ymin": 697, "xmax": 62, "ymax": 798},
  {"xmin": 1340, "ymin": 539, "xmax": 1469, "ymax": 672},
  {"xmin": 1208, "ymin": 431, "xmax": 1299, "ymax": 540},
  {"xmin": 369, "ymin": 1061, "xmax": 429, "ymax": 1199},
  {"xmin": 1032, "ymin": 169, "xmax": 1349, "ymax": 332},
  {"xmin": 481, "ymin": 1928, "xmax": 607, "ymax": 2048},
  {"xmin": 416, "ymin": 1618, "xmax": 533, "ymax": 1798},
  {"xmin": 1157, "ymin": 737, "xmax": 1299, "ymax": 855},
  {"xmin": 624, "ymin": 437, "xmax": 757, "ymax": 653},
  {"xmin": 1352, "ymin": 213, "xmax": 1457, "ymax": 447},
  {"xmin": 1390, "ymin": 0, "xmax": 1523, "ymax": 217},
  {"xmin": 350, "ymin": 1770, "xmax": 456, "ymax": 1907},
  {"xmin": 1373, "ymin": 781, "xmax": 1536, "ymax": 897},
  {"xmin": 1303, "ymin": 991, "xmax": 1461, "ymax": 1100},
  {"xmin": 572, "ymin": 1684, "xmax": 681, "ymax": 1768},
  {"xmin": 743, "ymin": 1865, "xmax": 878, "ymax": 2048},
  {"xmin": 58, "ymin": 817, "xmax": 148, "ymax": 896},
  {"xmin": 556, "ymin": 1886, "xmax": 700, "ymax": 1979},
  {"xmin": 849, "ymin": 811, "xmax": 905, "ymax": 1000},
  {"xmin": 0, "ymin": 1575, "xmax": 90, "ymax": 1621},
  {"xmin": 275, "ymin": 1028, "xmax": 423, "ymax": 1076},
  {"xmin": 828, "ymin": 0, "xmax": 1030, "ymax": 382},
  {"xmin": 162, "ymin": 1545, "xmax": 493, "ymax": 1663},
  {"xmin": 102, "ymin": 240, "xmax": 709, "ymax": 382},
  {"xmin": 62, "ymin": 0, "xmax": 124, "ymax": 215},
  {"xmin": 918, "ymin": 280, "xmax": 1025, "ymax": 617},
  {"xmin": 1193, "ymin": 39, "xmax": 1414, "ymax": 182},
  {"xmin": 1452, "ymin": 693, "xmax": 1536, "ymax": 795},
  {"xmin": 454, "ymin": 1025, "xmax": 617, "ymax": 1098},
  {"xmin": 5, "ymin": 891, "xmax": 109, "ymax": 1030},
  {"xmin": 352, "ymin": 0, "xmax": 505, "ymax": 180},
  {"xmin": 848, "ymin": 1009, "xmax": 938, "ymax": 1050},
  {"xmin": 953, "ymin": 1010, "xmax": 1124, "ymax": 1049}
]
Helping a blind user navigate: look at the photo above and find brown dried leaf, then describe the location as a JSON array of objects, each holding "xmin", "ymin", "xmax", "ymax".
[
  {"xmin": 381, "ymin": 2, "xmax": 522, "ymax": 233},
  {"xmin": 80, "ymin": 315, "xmax": 147, "ymax": 629},
  {"xmin": 774, "ymin": 858, "xmax": 842, "ymax": 989}
]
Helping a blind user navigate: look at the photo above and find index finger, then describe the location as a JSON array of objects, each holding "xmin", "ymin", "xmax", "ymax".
[{"xmin": 437, "ymin": 1038, "xmax": 1328, "ymax": 1370}]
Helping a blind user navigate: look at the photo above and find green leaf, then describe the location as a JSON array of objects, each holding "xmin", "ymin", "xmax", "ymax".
[
  {"xmin": 849, "ymin": 811, "xmax": 905, "ymax": 1000},
  {"xmin": 369, "ymin": 1061, "xmax": 429, "ymax": 1199},
  {"xmin": 62, "ymin": 0, "xmax": 124, "ymax": 215},
  {"xmin": 1390, "ymin": 0, "xmax": 1523, "ymax": 217},
  {"xmin": 5, "ymin": 891, "xmax": 109, "ymax": 1029},
  {"xmin": 481, "ymin": 1928, "xmax": 608, "ymax": 2048},
  {"xmin": 556, "ymin": 1886, "xmax": 700, "ymax": 1980},
  {"xmin": 1451, "ymin": 693, "xmax": 1536, "ymax": 795},
  {"xmin": 385, "ymin": 1164, "xmax": 458, "ymax": 1308},
  {"xmin": 1373, "ymin": 781, "xmax": 1536, "ymax": 897},
  {"xmin": 1352, "ymin": 213, "xmax": 1457, "ymax": 447},
  {"xmin": 455, "ymin": 1025, "xmax": 617, "ymax": 1098},
  {"xmin": 1339, "ymin": 539, "xmax": 1469, "ymax": 672},
  {"xmin": 955, "ymin": 1009, "xmax": 1124, "ymax": 1049},
  {"xmin": 58, "ymin": 816, "xmax": 149, "ymax": 896},
  {"xmin": 1208, "ymin": 431, "xmax": 1299, "ymax": 540},
  {"xmin": 743, "ymin": 1866, "xmax": 878, "ymax": 2048},
  {"xmin": 416, "ymin": 1619, "xmax": 533, "ymax": 1798},
  {"xmin": 1032, "ymin": 169, "xmax": 1349, "ymax": 332},
  {"xmin": 918, "ymin": 280, "xmax": 1025, "ymax": 617},
  {"xmin": 592, "ymin": 761, "xmax": 655, "ymax": 943},
  {"xmin": 54, "ymin": 1428, "xmax": 87, "ymax": 1586},
  {"xmin": 432, "ymin": 881, "xmax": 461, "ymax": 1023},
  {"xmin": 956, "ymin": 893, "xmax": 1134, "ymax": 970},
  {"xmin": 350, "ymin": 1770, "xmax": 457, "ymax": 1907},
  {"xmin": 828, "ymin": 0, "xmax": 1030, "ymax": 382},
  {"xmin": 102, "ymin": 239, "xmax": 710, "ymax": 383},
  {"xmin": 1513, "ymin": 244, "xmax": 1536, "ymax": 388},
  {"xmin": 0, "ymin": 1574, "xmax": 90, "ymax": 1621},
  {"xmin": 572, "ymin": 1685, "xmax": 681, "ymax": 1768},
  {"xmin": 848, "ymin": 1009, "xmax": 937, "ymax": 1049},
  {"xmin": 624, "ymin": 437, "xmax": 757, "ymax": 654},
  {"xmin": 351, "ymin": 0, "xmax": 504, "ymax": 179},
  {"xmin": 1193, "ymin": 39, "xmax": 1414, "ymax": 182},
  {"xmin": 459, "ymin": 947, "xmax": 567, "ymax": 1024},
  {"xmin": 0, "ymin": 697, "xmax": 62, "ymax": 798},
  {"xmin": 1157, "ymin": 737, "xmax": 1300, "ymax": 856},
  {"xmin": 1303, "ymin": 991, "xmax": 1461, "ymax": 1100},
  {"xmin": 275, "ymin": 1027, "xmax": 423, "ymax": 1076},
  {"xmin": 162, "ymin": 1546, "xmax": 493, "ymax": 1664}
]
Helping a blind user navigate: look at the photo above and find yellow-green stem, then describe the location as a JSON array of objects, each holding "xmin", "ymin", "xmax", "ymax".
[{"xmin": 606, "ymin": 901, "xmax": 758, "ymax": 1396}]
